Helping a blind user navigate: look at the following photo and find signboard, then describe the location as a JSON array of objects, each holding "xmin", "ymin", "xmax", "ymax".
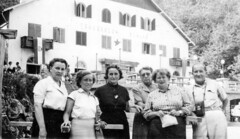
[{"xmin": 169, "ymin": 58, "xmax": 182, "ymax": 67}]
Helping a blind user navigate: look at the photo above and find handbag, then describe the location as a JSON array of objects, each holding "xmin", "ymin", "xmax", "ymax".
[
  {"xmin": 192, "ymin": 86, "xmax": 206, "ymax": 117},
  {"xmin": 160, "ymin": 114, "xmax": 178, "ymax": 128}
]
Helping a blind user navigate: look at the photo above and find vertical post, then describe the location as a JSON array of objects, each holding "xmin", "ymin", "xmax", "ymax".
[
  {"xmin": 119, "ymin": 48, "xmax": 121, "ymax": 67},
  {"xmin": 77, "ymin": 57, "xmax": 79, "ymax": 72},
  {"xmin": 42, "ymin": 39, "xmax": 46, "ymax": 64},
  {"xmin": 33, "ymin": 38, "xmax": 38, "ymax": 64},
  {"xmin": 96, "ymin": 53, "xmax": 98, "ymax": 71},
  {"xmin": 0, "ymin": 34, "xmax": 5, "ymax": 137}
]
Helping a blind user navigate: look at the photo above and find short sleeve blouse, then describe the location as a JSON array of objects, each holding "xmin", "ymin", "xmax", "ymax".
[{"xmin": 68, "ymin": 88, "xmax": 99, "ymax": 119}]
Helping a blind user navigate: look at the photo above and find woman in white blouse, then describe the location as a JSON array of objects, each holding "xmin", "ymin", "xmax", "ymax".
[
  {"xmin": 62, "ymin": 70, "xmax": 106, "ymax": 139},
  {"xmin": 144, "ymin": 68, "xmax": 193, "ymax": 139},
  {"xmin": 32, "ymin": 58, "xmax": 69, "ymax": 139}
]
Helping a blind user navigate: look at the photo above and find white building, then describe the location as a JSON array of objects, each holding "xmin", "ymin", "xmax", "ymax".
[{"xmin": 1, "ymin": 0, "xmax": 194, "ymax": 76}]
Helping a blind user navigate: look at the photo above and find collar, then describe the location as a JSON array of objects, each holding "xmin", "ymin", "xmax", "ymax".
[
  {"xmin": 46, "ymin": 76, "xmax": 66, "ymax": 95},
  {"xmin": 194, "ymin": 79, "xmax": 208, "ymax": 88},
  {"xmin": 78, "ymin": 88, "xmax": 94, "ymax": 96},
  {"xmin": 158, "ymin": 84, "xmax": 171, "ymax": 93}
]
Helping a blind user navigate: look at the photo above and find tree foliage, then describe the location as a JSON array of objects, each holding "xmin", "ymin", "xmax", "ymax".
[{"xmin": 156, "ymin": 0, "xmax": 240, "ymax": 78}]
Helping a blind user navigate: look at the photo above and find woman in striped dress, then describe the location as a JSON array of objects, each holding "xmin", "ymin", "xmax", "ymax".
[{"xmin": 143, "ymin": 68, "xmax": 193, "ymax": 139}]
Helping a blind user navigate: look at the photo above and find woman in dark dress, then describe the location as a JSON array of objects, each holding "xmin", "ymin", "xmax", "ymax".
[{"xmin": 95, "ymin": 65, "xmax": 130, "ymax": 139}]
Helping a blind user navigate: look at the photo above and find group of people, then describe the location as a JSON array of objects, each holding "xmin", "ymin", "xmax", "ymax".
[
  {"xmin": 3, "ymin": 61, "xmax": 21, "ymax": 73},
  {"xmin": 31, "ymin": 58, "xmax": 228, "ymax": 139}
]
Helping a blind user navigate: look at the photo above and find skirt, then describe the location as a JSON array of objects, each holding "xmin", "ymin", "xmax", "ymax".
[
  {"xmin": 31, "ymin": 108, "xmax": 70, "ymax": 139},
  {"xmin": 132, "ymin": 113, "xmax": 149, "ymax": 139},
  {"xmin": 148, "ymin": 116, "xmax": 186, "ymax": 139},
  {"xmin": 70, "ymin": 118, "xmax": 96, "ymax": 139}
]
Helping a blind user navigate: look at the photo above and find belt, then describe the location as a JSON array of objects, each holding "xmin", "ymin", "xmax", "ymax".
[{"xmin": 205, "ymin": 107, "xmax": 221, "ymax": 111}]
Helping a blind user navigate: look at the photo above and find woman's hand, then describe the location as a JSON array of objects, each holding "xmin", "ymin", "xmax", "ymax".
[
  {"xmin": 170, "ymin": 109, "xmax": 182, "ymax": 116},
  {"xmin": 61, "ymin": 121, "xmax": 71, "ymax": 133},
  {"xmin": 157, "ymin": 110, "xmax": 165, "ymax": 118},
  {"xmin": 95, "ymin": 121, "xmax": 107, "ymax": 130},
  {"xmin": 134, "ymin": 105, "xmax": 143, "ymax": 112},
  {"xmin": 39, "ymin": 127, "xmax": 47, "ymax": 139}
]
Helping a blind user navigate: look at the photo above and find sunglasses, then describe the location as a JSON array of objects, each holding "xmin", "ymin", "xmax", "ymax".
[{"xmin": 141, "ymin": 73, "xmax": 151, "ymax": 77}]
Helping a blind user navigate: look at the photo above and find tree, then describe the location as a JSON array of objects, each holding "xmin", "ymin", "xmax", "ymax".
[{"xmin": 156, "ymin": 0, "xmax": 240, "ymax": 78}]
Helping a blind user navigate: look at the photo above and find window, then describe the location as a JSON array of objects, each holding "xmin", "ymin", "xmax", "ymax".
[
  {"xmin": 159, "ymin": 45, "xmax": 167, "ymax": 57},
  {"xmin": 102, "ymin": 35, "xmax": 111, "ymax": 49},
  {"xmin": 119, "ymin": 12, "xmax": 136, "ymax": 27},
  {"xmin": 28, "ymin": 23, "xmax": 41, "ymax": 37},
  {"xmin": 123, "ymin": 14, "xmax": 131, "ymax": 26},
  {"xmin": 53, "ymin": 27, "xmax": 65, "ymax": 43},
  {"xmin": 76, "ymin": 31, "xmax": 87, "ymax": 46},
  {"xmin": 141, "ymin": 17, "xmax": 156, "ymax": 31},
  {"xmin": 123, "ymin": 39, "xmax": 131, "ymax": 52},
  {"xmin": 173, "ymin": 47, "xmax": 180, "ymax": 58},
  {"xmin": 102, "ymin": 9, "xmax": 111, "ymax": 23},
  {"xmin": 76, "ymin": 3, "xmax": 91, "ymax": 18},
  {"xmin": 142, "ymin": 43, "xmax": 156, "ymax": 55}
]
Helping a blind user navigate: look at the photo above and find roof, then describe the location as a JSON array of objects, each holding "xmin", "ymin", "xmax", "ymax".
[
  {"xmin": 1, "ymin": 0, "xmax": 194, "ymax": 46},
  {"xmin": 109, "ymin": 0, "xmax": 160, "ymax": 12}
]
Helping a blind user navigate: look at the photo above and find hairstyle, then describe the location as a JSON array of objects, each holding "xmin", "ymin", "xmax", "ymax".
[
  {"xmin": 192, "ymin": 63, "xmax": 207, "ymax": 73},
  {"xmin": 139, "ymin": 66, "xmax": 153, "ymax": 74},
  {"xmin": 48, "ymin": 58, "xmax": 68, "ymax": 71},
  {"xmin": 16, "ymin": 62, "xmax": 19, "ymax": 65},
  {"xmin": 104, "ymin": 65, "xmax": 123, "ymax": 80},
  {"xmin": 9, "ymin": 61, "xmax": 12, "ymax": 65},
  {"xmin": 152, "ymin": 68, "xmax": 171, "ymax": 82},
  {"xmin": 173, "ymin": 71, "xmax": 180, "ymax": 76},
  {"xmin": 75, "ymin": 70, "xmax": 95, "ymax": 88}
]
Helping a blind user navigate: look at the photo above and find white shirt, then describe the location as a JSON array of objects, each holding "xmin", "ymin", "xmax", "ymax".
[
  {"xmin": 68, "ymin": 88, "xmax": 99, "ymax": 119},
  {"xmin": 33, "ymin": 76, "xmax": 68, "ymax": 111}
]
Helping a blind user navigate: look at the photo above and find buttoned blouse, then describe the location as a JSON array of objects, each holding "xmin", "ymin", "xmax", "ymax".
[
  {"xmin": 144, "ymin": 84, "xmax": 192, "ymax": 116},
  {"xmin": 132, "ymin": 83, "xmax": 158, "ymax": 104},
  {"xmin": 68, "ymin": 88, "xmax": 99, "ymax": 119},
  {"xmin": 33, "ymin": 76, "xmax": 68, "ymax": 111},
  {"xmin": 187, "ymin": 79, "xmax": 227, "ymax": 110}
]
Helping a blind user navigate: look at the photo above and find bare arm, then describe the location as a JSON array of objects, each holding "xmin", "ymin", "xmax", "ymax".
[
  {"xmin": 34, "ymin": 103, "xmax": 47, "ymax": 138},
  {"xmin": 63, "ymin": 98, "xmax": 74, "ymax": 124}
]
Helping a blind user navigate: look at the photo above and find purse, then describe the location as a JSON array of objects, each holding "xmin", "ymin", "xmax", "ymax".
[
  {"xmin": 192, "ymin": 86, "xmax": 206, "ymax": 117},
  {"xmin": 160, "ymin": 114, "xmax": 178, "ymax": 128}
]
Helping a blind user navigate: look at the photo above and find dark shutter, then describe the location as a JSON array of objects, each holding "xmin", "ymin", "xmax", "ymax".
[
  {"xmin": 141, "ymin": 17, "xmax": 144, "ymax": 29},
  {"xmin": 151, "ymin": 44, "xmax": 156, "ymax": 55},
  {"xmin": 102, "ymin": 9, "xmax": 106, "ymax": 22},
  {"xmin": 119, "ymin": 12, "xmax": 123, "ymax": 25},
  {"xmin": 28, "ymin": 23, "xmax": 35, "ymax": 37},
  {"xmin": 87, "ymin": 5, "xmax": 92, "ymax": 18},
  {"xmin": 83, "ymin": 32, "xmax": 87, "ymax": 46},
  {"xmin": 76, "ymin": 31, "xmax": 80, "ymax": 45},
  {"xmin": 151, "ymin": 19, "xmax": 156, "ymax": 31},
  {"xmin": 60, "ymin": 29, "xmax": 65, "ymax": 43},
  {"xmin": 131, "ymin": 15, "xmax": 136, "ymax": 27}
]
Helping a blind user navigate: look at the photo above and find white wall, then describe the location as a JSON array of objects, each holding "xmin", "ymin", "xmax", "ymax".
[{"xmin": 8, "ymin": 0, "xmax": 189, "ymax": 75}]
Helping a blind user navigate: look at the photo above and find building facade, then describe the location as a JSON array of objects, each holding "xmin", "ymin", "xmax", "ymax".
[{"xmin": 4, "ymin": 0, "xmax": 193, "ymax": 76}]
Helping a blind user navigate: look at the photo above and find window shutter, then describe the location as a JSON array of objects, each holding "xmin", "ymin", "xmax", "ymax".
[
  {"xmin": 102, "ymin": 36, "xmax": 105, "ymax": 48},
  {"xmin": 131, "ymin": 15, "xmax": 136, "ymax": 27},
  {"xmin": 142, "ymin": 43, "xmax": 145, "ymax": 54},
  {"xmin": 151, "ymin": 44, "xmax": 156, "ymax": 55},
  {"xmin": 53, "ymin": 27, "xmax": 56, "ymax": 41},
  {"xmin": 102, "ymin": 9, "xmax": 106, "ymax": 22},
  {"xmin": 128, "ymin": 40, "xmax": 131, "ymax": 52},
  {"xmin": 87, "ymin": 5, "xmax": 92, "ymax": 18},
  {"xmin": 108, "ymin": 37, "xmax": 111, "ymax": 49},
  {"xmin": 119, "ymin": 12, "xmax": 123, "ymax": 25},
  {"xmin": 28, "ymin": 23, "xmax": 35, "ymax": 37},
  {"xmin": 177, "ymin": 48, "xmax": 180, "ymax": 58},
  {"xmin": 151, "ymin": 19, "xmax": 156, "ymax": 31},
  {"xmin": 173, "ymin": 47, "xmax": 177, "ymax": 58},
  {"xmin": 60, "ymin": 29, "xmax": 65, "ymax": 43},
  {"xmin": 84, "ymin": 32, "xmax": 87, "ymax": 45},
  {"xmin": 76, "ymin": 31, "xmax": 80, "ymax": 45},
  {"xmin": 123, "ymin": 39, "xmax": 126, "ymax": 51},
  {"xmin": 108, "ymin": 10, "xmax": 111, "ymax": 23},
  {"xmin": 35, "ymin": 24, "xmax": 41, "ymax": 37},
  {"xmin": 163, "ymin": 45, "xmax": 166, "ymax": 56},
  {"xmin": 141, "ymin": 17, "xmax": 144, "ymax": 29}
]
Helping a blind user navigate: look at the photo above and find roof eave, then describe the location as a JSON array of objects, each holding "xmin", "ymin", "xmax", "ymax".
[{"xmin": 150, "ymin": 0, "xmax": 195, "ymax": 46}]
